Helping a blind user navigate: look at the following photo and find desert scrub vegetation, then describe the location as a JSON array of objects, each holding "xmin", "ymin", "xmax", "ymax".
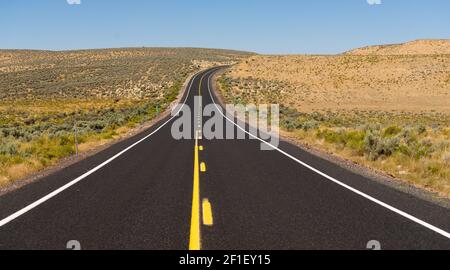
[
  {"xmin": 218, "ymin": 47, "xmax": 450, "ymax": 196},
  {"xmin": 226, "ymin": 54, "xmax": 450, "ymax": 113},
  {"xmin": 0, "ymin": 48, "xmax": 252, "ymax": 101},
  {"xmin": 0, "ymin": 98, "xmax": 170, "ymax": 186},
  {"xmin": 0, "ymin": 48, "xmax": 253, "ymax": 187},
  {"xmin": 286, "ymin": 110, "xmax": 450, "ymax": 195}
]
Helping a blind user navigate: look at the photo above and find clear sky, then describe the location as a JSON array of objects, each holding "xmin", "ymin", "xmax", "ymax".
[{"xmin": 1, "ymin": 0, "xmax": 449, "ymax": 54}]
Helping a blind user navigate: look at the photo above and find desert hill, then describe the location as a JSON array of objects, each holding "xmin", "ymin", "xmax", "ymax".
[{"xmin": 344, "ymin": 39, "xmax": 450, "ymax": 55}]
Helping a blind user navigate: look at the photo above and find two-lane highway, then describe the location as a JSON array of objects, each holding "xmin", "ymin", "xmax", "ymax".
[{"xmin": 0, "ymin": 67, "xmax": 449, "ymax": 250}]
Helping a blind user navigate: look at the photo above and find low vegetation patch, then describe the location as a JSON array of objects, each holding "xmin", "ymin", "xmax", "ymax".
[
  {"xmin": 0, "ymin": 96, "xmax": 171, "ymax": 186},
  {"xmin": 0, "ymin": 48, "xmax": 253, "ymax": 187},
  {"xmin": 219, "ymin": 55, "xmax": 450, "ymax": 196}
]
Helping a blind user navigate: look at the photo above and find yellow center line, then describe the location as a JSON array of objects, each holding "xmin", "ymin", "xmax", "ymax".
[
  {"xmin": 189, "ymin": 133, "xmax": 201, "ymax": 250},
  {"xmin": 188, "ymin": 73, "xmax": 207, "ymax": 250},
  {"xmin": 198, "ymin": 74, "xmax": 203, "ymax": 96}
]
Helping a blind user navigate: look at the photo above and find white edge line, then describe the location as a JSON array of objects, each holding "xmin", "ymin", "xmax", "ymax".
[
  {"xmin": 0, "ymin": 69, "xmax": 208, "ymax": 227},
  {"xmin": 206, "ymin": 70, "xmax": 450, "ymax": 240}
]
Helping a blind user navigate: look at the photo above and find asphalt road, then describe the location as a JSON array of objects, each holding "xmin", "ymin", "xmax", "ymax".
[{"xmin": 0, "ymin": 67, "xmax": 449, "ymax": 250}]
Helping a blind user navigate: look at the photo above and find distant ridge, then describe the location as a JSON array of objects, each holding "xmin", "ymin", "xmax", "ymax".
[{"xmin": 344, "ymin": 39, "xmax": 450, "ymax": 55}]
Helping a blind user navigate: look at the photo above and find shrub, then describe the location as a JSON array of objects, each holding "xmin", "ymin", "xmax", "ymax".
[
  {"xmin": 281, "ymin": 118, "xmax": 303, "ymax": 131},
  {"xmin": 0, "ymin": 141, "xmax": 19, "ymax": 156},
  {"xmin": 344, "ymin": 130, "xmax": 366, "ymax": 153},
  {"xmin": 89, "ymin": 121, "xmax": 106, "ymax": 131},
  {"xmin": 317, "ymin": 129, "xmax": 343, "ymax": 144},
  {"xmin": 384, "ymin": 125, "xmax": 402, "ymax": 137},
  {"xmin": 416, "ymin": 125, "xmax": 427, "ymax": 135},
  {"xmin": 364, "ymin": 130, "xmax": 399, "ymax": 160},
  {"xmin": 400, "ymin": 127, "xmax": 418, "ymax": 144},
  {"xmin": 427, "ymin": 164, "xmax": 440, "ymax": 175},
  {"xmin": 59, "ymin": 135, "xmax": 73, "ymax": 146},
  {"xmin": 302, "ymin": 120, "xmax": 319, "ymax": 131}
]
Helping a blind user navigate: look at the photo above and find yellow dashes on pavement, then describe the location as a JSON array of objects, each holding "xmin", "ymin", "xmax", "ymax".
[
  {"xmin": 202, "ymin": 199, "xmax": 213, "ymax": 226},
  {"xmin": 200, "ymin": 162, "xmax": 207, "ymax": 172},
  {"xmin": 189, "ymin": 72, "xmax": 214, "ymax": 250}
]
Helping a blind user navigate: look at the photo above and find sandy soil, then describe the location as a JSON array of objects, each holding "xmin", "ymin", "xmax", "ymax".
[{"xmin": 228, "ymin": 53, "xmax": 450, "ymax": 113}]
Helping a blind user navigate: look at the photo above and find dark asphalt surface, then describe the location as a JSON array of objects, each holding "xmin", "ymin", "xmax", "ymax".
[{"xmin": 0, "ymin": 67, "xmax": 449, "ymax": 250}]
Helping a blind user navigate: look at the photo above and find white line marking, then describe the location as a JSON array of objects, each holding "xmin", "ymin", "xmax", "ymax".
[
  {"xmin": 0, "ymin": 69, "xmax": 211, "ymax": 228},
  {"xmin": 206, "ymin": 70, "xmax": 450, "ymax": 240}
]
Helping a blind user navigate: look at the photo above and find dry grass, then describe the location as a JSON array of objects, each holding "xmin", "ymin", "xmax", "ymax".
[
  {"xmin": 0, "ymin": 48, "xmax": 254, "ymax": 188},
  {"xmin": 6, "ymin": 163, "xmax": 35, "ymax": 182},
  {"xmin": 281, "ymin": 125, "xmax": 450, "ymax": 196},
  {"xmin": 220, "ymin": 40, "xmax": 450, "ymax": 196},
  {"xmin": 226, "ymin": 54, "xmax": 450, "ymax": 113},
  {"xmin": 345, "ymin": 39, "xmax": 450, "ymax": 55}
]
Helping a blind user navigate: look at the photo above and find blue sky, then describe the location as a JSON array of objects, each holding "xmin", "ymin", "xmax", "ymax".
[{"xmin": 1, "ymin": 0, "xmax": 449, "ymax": 54}]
